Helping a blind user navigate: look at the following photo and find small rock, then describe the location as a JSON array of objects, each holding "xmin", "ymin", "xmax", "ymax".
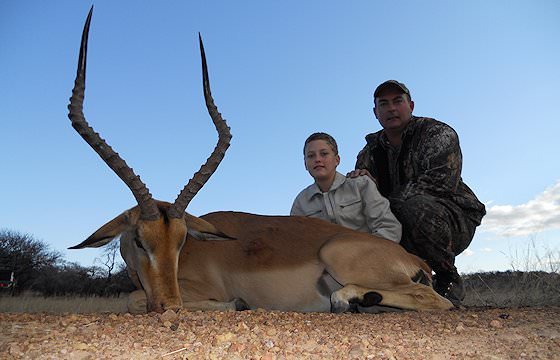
[
  {"xmin": 73, "ymin": 342, "xmax": 89, "ymax": 351},
  {"xmin": 383, "ymin": 349, "xmax": 396, "ymax": 360},
  {"xmin": 236, "ymin": 321, "xmax": 250, "ymax": 331},
  {"xmin": 229, "ymin": 342, "xmax": 246, "ymax": 353},
  {"xmin": 349, "ymin": 345, "xmax": 364, "ymax": 358},
  {"xmin": 303, "ymin": 340, "xmax": 317, "ymax": 351},
  {"xmin": 67, "ymin": 326, "xmax": 78, "ymax": 333},
  {"xmin": 68, "ymin": 350, "xmax": 93, "ymax": 360},
  {"xmin": 490, "ymin": 320, "xmax": 503, "ymax": 329},
  {"xmin": 160, "ymin": 309, "xmax": 178, "ymax": 323},
  {"xmin": 9, "ymin": 344, "xmax": 22, "ymax": 356},
  {"xmin": 216, "ymin": 332, "xmax": 235, "ymax": 343}
]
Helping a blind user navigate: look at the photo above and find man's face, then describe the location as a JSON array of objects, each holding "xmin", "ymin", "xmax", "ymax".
[{"xmin": 374, "ymin": 88, "xmax": 414, "ymax": 133}]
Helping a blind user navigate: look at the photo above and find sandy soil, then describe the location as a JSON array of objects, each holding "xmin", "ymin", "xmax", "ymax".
[{"xmin": 2, "ymin": 307, "xmax": 559, "ymax": 359}]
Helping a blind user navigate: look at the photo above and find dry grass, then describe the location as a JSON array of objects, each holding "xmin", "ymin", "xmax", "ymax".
[
  {"xmin": 462, "ymin": 240, "xmax": 560, "ymax": 308},
  {"xmin": 0, "ymin": 293, "xmax": 127, "ymax": 313},
  {"xmin": 2, "ymin": 270, "xmax": 559, "ymax": 314},
  {"xmin": 2, "ymin": 245, "xmax": 558, "ymax": 313},
  {"xmin": 463, "ymin": 270, "xmax": 560, "ymax": 307}
]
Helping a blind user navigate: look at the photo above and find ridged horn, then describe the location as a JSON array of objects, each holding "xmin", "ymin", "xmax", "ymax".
[
  {"xmin": 67, "ymin": 6, "xmax": 160, "ymax": 221},
  {"xmin": 168, "ymin": 34, "xmax": 232, "ymax": 218}
]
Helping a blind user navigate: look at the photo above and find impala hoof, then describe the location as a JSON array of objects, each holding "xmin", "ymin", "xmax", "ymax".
[
  {"xmin": 234, "ymin": 298, "xmax": 250, "ymax": 311},
  {"xmin": 330, "ymin": 295, "xmax": 348, "ymax": 313},
  {"xmin": 331, "ymin": 296, "xmax": 357, "ymax": 313},
  {"xmin": 360, "ymin": 291, "xmax": 383, "ymax": 307},
  {"xmin": 331, "ymin": 301, "xmax": 350, "ymax": 313}
]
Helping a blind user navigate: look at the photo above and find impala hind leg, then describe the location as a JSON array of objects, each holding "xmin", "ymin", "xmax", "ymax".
[
  {"xmin": 331, "ymin": 284, "xmax": 379, "ymax": 313},
  {"xmin": 330, "ymin": 283, "xmax": 453, "ymax": 313},
  {"xmin": 365, "ymin": 283, "xmax": 453, "ymax": 311},
  {"xmin": 330, "ymin": 285, "xmax": 412, "ymax": 313}
]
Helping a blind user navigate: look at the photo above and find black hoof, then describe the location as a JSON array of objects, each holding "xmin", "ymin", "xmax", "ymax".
[
  {"xmin": 360, "ymin": 291, "xmax": 383, "ymax": 307},
  {"xmin": 234, "ymin": 298, "xmax": 250, "ymax": 311}
]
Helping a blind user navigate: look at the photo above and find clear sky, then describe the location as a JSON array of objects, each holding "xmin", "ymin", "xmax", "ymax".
[{"xmin": 1, "ymin": 1, "xmax": 559, "ymax": 274}]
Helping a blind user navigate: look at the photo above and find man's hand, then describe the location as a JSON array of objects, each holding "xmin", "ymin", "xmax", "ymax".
[{"xmin": 346, "ymin": 169, "xmax": 376, "ymax": 183}]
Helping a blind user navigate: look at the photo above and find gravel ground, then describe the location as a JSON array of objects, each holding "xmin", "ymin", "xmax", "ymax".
[{"xmin": 2, "ymin": 307, "xmax": 559, "ymax": 359}]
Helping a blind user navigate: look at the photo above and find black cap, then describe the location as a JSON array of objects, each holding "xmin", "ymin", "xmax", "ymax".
[{"xmin": 374, "ymin": 80, "xmax": 411, "ymax": 99}]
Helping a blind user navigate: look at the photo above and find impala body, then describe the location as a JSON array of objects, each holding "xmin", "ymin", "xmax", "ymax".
[{"xmin": 68, "ymin": 8, "xmax": 453, "ymax": 314}]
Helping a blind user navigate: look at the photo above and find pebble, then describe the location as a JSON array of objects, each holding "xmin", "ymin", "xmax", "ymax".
[
  {"xmin": 160, "ymin": 309, "xmax": 178, "ymax": 323},
  {"xmin": 2, "ymin": 308, "xmax": 558, "ymax": 359},
  {"xmin": 490, "ymin": 320, "xmax": 503, "ymax": 328}
]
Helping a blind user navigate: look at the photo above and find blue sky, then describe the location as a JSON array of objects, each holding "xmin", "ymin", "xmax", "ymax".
[{"xmin": 1, "ymin": 1, "xmax": 559, "ymax": 274}]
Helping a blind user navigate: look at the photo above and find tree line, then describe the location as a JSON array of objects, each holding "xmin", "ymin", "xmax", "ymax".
[{"xmin": 0, "ymin": 229, "xmax": 135, "ymax": 297}]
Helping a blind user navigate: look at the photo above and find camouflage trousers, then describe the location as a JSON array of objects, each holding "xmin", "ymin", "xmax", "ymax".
[{"xmin": 389, "ymin": 194, "xmax": 479, "ymax": 280}]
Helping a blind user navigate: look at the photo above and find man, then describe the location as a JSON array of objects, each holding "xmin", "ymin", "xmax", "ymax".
[{"xmin": 350, "ymin": 80, "xmax": 486, "ymax": 306}]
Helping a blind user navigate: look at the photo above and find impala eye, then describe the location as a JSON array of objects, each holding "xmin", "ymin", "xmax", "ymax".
[{"xmin": 134, "ymin": 238, "xmax": 145, "ymax": 250}]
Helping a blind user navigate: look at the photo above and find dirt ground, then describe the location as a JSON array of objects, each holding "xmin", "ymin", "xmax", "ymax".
[{"xmin": 1, "ymin": 307, "xmax": 559, "ymax": 359}]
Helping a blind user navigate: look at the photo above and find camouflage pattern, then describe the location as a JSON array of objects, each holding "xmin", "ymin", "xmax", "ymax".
[{"xmin": 356, "ymin": 116, "xmax": 486, "ymax": 279}]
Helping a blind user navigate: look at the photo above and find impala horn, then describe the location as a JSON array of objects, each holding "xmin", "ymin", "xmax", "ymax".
[
  {"xmin": 168, "ymin": 34, "xmax": 232, "ymax": 218},
  {"xmin": 68, "ymin": 7, "xmax": 231, "ymax": 221}
]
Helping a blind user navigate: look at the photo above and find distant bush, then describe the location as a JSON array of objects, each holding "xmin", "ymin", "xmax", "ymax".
[
  {"xmin": 28, "ymin": 263, "xmax": 135, "ymax": 297},
  {"xmin": 0, "ymin": 229, "xmax": 61, "ymax": 293},
  {"xmin": 0, "ymin": 228, "xmax": 134, "ymax": 298}
]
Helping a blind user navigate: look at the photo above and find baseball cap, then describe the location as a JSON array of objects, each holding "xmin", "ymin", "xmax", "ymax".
[{"xmin": 374, "ymin": 80, "xmax": 411, "ymax": 99}]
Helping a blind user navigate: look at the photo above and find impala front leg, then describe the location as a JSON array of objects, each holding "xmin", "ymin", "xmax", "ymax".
[{"xmin": 127, "ymin": 289, "xmax": 148, "ymax": 314}]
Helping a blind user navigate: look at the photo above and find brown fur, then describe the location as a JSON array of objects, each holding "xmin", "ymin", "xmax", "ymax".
[{"xmin": 72, "ymin": 202, "xmax": 453, "ymax": 313}]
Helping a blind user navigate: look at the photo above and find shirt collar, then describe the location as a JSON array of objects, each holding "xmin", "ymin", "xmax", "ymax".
[{"xmin": 306, "ymin": 172, "xmax": 346, "ymax": 200}]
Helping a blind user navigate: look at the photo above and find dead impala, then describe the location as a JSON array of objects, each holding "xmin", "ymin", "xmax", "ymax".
[{"xmin": 68, "ymin": 8, "xmax": 453, "ymax": 314}]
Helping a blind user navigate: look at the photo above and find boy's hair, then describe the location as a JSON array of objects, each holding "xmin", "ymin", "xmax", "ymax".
[{"xmin": 303, "ymin": 132, "xmax": 338, "ymax": 155}]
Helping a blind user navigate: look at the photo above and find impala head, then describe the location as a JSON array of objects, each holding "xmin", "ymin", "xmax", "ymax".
[{"xmin": 67, "ymin": 7, "xmax": 233, "ymax": 313}]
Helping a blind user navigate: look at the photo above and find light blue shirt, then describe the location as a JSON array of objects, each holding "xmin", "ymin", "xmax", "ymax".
[{"xmin": 291, "ymin": 172, "xmax": 402, "ymax": 243}]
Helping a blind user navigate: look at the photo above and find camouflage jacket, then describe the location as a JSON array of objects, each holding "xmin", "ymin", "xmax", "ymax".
[{"xmin": 356, "ymin": 116, "xmax": 486, "ymax": 225}]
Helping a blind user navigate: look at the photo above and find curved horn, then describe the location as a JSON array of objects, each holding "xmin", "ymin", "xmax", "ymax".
[
  {"xmin": 168, "ymin": 34, "xmax": 232, "ymax": 218},
  {"xmin": 67, "ymin": 7, "xmax": 160, "ymax": 221}
]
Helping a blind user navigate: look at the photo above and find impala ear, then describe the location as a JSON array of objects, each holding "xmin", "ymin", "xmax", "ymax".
[
  {"xmin": 68, "ymin": 208, "xmax": 140, "ymax": 249},
  {"xmin": 185, "ymin": 213, "xmax": 236, "ymax": 241}
]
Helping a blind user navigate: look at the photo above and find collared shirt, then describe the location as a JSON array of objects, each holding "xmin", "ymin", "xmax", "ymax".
[
  {"xmin": 356, "ymin": 116, "xmax": 486, "ymax": 226},
  {"xmin": 290, "ymin": 172, "xmax": 402, "ymax": 243}
]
